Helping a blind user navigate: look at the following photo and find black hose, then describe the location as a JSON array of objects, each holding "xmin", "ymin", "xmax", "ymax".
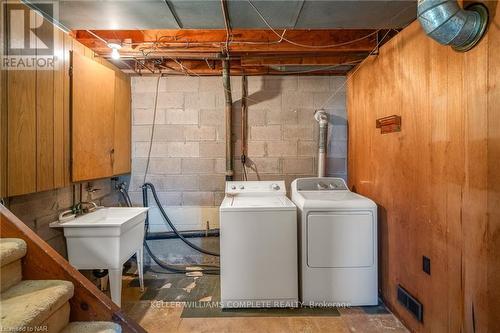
[
  {"xmin": 117, "ymin": 184, "xmax": 220, "ymax": 274},
  {"xmin": 141, "ymin": 183, "xmax": 220, "ymax": 257}
]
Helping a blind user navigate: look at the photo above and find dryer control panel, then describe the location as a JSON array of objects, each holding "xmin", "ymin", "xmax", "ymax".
[{"xmin": 295, "ymin": 177, "xmax": 348, "ymax": 191}]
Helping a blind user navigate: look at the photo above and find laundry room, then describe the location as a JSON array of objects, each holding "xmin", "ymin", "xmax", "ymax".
[{"xmin": 0, "ymin": 1, "xmax": 499, "ymax": 333}]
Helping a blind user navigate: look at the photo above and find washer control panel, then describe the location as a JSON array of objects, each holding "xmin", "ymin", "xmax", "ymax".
[
  {"xmin": 295, "ymin": 177, "xmax": 348, "ymax": 191},
  {"xmin": 225, "ymin": 181, "xmax": 286, "ymax": 195}
]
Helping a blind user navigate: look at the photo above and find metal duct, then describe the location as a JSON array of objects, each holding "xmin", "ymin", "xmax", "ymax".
[
  {"xmin": 314, "ymin": 110, "xmax": 329, "ymax": 178},
  {"xmin": 417, "ymin": 0, "xmax": 488, "ymax": 52}
]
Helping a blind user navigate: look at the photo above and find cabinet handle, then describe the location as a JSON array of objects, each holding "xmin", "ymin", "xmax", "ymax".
[{"xmin": 110, "ymin": 148, "xmax": 115, "ymax": 166}]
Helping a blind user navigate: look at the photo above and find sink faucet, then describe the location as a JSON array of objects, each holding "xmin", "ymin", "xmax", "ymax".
[{"xmin": 74, "ymin": 201, "xmax": 99, "ymax": 215}]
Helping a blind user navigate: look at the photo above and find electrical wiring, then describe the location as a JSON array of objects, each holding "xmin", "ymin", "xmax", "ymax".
[
  {"xmin": 246, "ymin": 0, "xmax": 381, "ymax": 49},
  {"xmin": 138, "ymin": 74, "xmax": 221, "ymax": 273},
  {"xmin": 86, "ymin": 29, "xmax": 110, "ymax": 45},
  {"xmin": 316, "ymin": 29, "xmax": 394, "ymax": 111},
  {"xmin": 143, "ymin": 74, "xmax": 162, "ymax": 184},
  {"xmin": 309, "ymin": 5, "xmax": 416, "ymax": 110}
]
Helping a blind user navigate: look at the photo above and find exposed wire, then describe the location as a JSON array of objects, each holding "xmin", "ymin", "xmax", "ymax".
[
  {"xmin": 220, "ymin": 0, "xmax": 231, "ymax": 53},
  {"xmin": 313, "ymin": 3, "xmax": 415, "ymax": 110},
  {"xmin": 317, "ymin": 29, "xmax": 394, "ymax": 111},
  {"xmin": 268, "ymin": 61, "xmax": 362, "ymax": 75},
  {"xmin": 132, "ymin": 29, "xmax": 287, "ymax": 50},
  {"xmin": 246, "ymin": 0, "xmax": 381, "ymax": 49},
  {"xmin": 86, "ymin": 30, "xmax": 109, "ymax": 45},
  {"xmin": 143, "ymin": 74, "xmax": 162, "ymax": 184}
]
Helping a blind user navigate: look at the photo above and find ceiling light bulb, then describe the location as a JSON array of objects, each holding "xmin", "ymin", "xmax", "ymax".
[
  {"xmin": 111, "ymin": 48, "xmax": 120, "ymax": 60},
  {"xmin": 108, "ymin": 43, "xmax": 122, "ymax": 60}
]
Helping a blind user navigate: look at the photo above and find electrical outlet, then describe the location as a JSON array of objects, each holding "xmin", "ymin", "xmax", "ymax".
[{"xmin": 423, "ymin": 256, "xmax": 431, "ymax": 275}]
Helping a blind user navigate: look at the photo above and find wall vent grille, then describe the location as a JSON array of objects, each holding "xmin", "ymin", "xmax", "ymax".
[{"xmin": 397, "ymin": 285, "xmax": 423, "ymax": 322}]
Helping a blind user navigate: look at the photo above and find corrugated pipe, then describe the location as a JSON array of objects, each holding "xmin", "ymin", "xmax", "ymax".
[
  {"xmin": 222, "ymin": 58, "xmax": 233, "ymax": 181},
  {"xmin": 314, "ymin": 110, "xmax": 328, "ymax": 178},
  {"xmin": 417, "ymin": 0, "xmax": 488, "ymax": 52}
]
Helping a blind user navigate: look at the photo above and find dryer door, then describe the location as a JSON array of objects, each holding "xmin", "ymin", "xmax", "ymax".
[{"xmin": 307, "ymin": 212, "xmax": 374, "ymax": 268}]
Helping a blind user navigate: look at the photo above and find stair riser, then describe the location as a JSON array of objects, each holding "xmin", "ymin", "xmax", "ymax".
[
  {"xmin": 40, "ymin": 302, "xmax": 70, "ymax": 333},
  {"xmin": 0, "ymin": 259, "xmax": 22, "ymax": 292}
]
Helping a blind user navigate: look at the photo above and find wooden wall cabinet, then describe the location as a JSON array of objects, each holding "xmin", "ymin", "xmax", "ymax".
[
  {"xmin": 1, "ymin": 27, "xmax": 68, "ymax": 198},
  {"xmin": 0, "ymin": 13, "xmax": 131, "ymax": 197},
  {"xmin": 70, "ymin": 52, "xmax": 131, "ymax": 182}
]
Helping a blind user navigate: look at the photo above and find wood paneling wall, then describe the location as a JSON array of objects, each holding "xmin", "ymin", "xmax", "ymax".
[
  {"xmin": 0, "ymin": 6, "xmax": 130, "ymax": 198},
  {"xmin": 347, "ymin": 2, "xmax": 499, "ymax": 332}
]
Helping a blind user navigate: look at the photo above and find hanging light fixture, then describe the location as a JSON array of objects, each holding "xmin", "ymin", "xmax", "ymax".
[{"xmin": 108, "ymin": 43, "xmax": 122, "ymax": 60}]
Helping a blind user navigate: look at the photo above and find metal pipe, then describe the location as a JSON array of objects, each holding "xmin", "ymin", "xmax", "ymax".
[
  {"xmin": 146, "ymin": 229, "xmax": 220, "ymax": 240},
  {"xmin": 222, "ymin": 58, "xmax": 234, "ymax": 181},
  {"xmin": 314, "ymin": 110, "xmax": 329, "ymax": 178},
  {"xmin": 417, "ymin": 0, "xmax": 488, "ymax": 52},
  {"xmin": 240, "ymin": 75, "xmax": 248, "ymax": 180}
]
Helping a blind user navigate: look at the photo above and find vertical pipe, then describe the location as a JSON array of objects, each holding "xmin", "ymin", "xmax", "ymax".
[
  {"xmin": 314, "ymin": 110, "xmax": 329, "ymax": 178},
  {"xmin": 240, "ymin": 76, "xmax": 248, "ymax": 164},
  {"xmin": 222, "ymin": 59, "xmax": 233, "ymax": 180}
]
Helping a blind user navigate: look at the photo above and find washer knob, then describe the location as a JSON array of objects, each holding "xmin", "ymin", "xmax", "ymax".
[
  {"xmin": 271, "ymin": 183, "xmax": 280, "ymax": 190},
  {"xmin": 239, "ymin": 185, "xmax": 245, "ymax": 190},
  {"xmin": 317, "ymin": 182, "xmax": 328, "ymax": 190},
  {"xmin": 231, "ymin": 185, "xmax": 236, "ymax": 190}
]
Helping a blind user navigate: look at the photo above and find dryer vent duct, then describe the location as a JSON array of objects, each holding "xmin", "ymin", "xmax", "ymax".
[
  {"xmin": 314, "ymin": 110, "xmax": 328, "ymax": 178},
  {"xmin": 417, "ymin": 0, "xmax": 488, "ymax": 52}
]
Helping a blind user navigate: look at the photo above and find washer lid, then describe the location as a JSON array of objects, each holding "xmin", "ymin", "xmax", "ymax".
[{"xmin": 220, "ymin": 196, "xmax": 296, "ymax": 211}]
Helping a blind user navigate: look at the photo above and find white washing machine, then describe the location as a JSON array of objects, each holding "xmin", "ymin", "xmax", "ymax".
[
  {"xmin": 220, "ymin": 181, "xmax": 298, "ymax": 308},
  {"xmin": 291, "ymin": 177, "xmax": 378, "ymax": 306}
]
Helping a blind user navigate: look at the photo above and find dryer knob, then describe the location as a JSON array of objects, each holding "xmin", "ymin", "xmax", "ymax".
[
  {"xmin": 271, "ymin": 183, "xmax": 280, "ymax": 190},
  {"xmin": 239, "ymin": 185, "xmax": 245, "ymax": 190},
  {"xmin": 231, "ymin": 185, "xmax": 236, "ymax": 190}
]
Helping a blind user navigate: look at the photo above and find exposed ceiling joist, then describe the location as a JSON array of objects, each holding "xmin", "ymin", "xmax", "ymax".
[
  {"xmin": 74, "ymin": 29, "xmax": 379, "ymax": 56},
  {"xmin": 241, "ymin": 55, "xmax": 366, "ymax": 67},
  {"xmin": 122, "ymin": 59, "xmax": 350, "ymax": 76}
]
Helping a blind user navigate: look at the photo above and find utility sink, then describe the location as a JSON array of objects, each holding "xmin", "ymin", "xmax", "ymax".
[{"xmin": 50, "ymin": 207, "xmax": 149, "ymax": 306}]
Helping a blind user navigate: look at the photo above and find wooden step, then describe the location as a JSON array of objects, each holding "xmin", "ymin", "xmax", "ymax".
[
  {"xmin": 0, "ymin": 238, "xmax": 27, "ymax": 267},
  {"xmin": 0, "ymin": 280, "xmax": 74, "ymax": 331},
  {"xmin": 61, "ymin": 322, "xmax": 122, "ymax": 333}
]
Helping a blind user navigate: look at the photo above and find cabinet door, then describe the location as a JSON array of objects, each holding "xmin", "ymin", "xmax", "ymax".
[
  {"xmin": 113, "ymin": 71, "xmax": 131, "ymax": 175},
  {"xmin": 71, "ymin": 52, "xmax": 115, "ymax": 182},
  {"xmin": 7, "ymin": 70, "xmax": 37, "ymax": 196}
]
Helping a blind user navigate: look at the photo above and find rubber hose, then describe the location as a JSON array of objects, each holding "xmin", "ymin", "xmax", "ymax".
[
  {"xmin": 118, "ymin": 185, "xmax": 220, "ymax": 274},
  {"xmin": 142, "ymin": 182, "xmax": 220, "ymax": 257}
]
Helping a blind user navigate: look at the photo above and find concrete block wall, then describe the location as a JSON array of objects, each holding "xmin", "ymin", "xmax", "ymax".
[{"xmin": 130, "ymin": 75, "xmax": 347, "ymax": 232}]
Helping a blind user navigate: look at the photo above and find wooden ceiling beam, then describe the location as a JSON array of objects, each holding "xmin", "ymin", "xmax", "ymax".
[
  {"xmin": 120, "ymin": 58, "xmax": 352, "ymax": 76},
  {"xmin": 73, "ymin": 29, "xmax": 378, "ymax": 56},
  {"xmin": 121, "ymin": 68, "xmax": 349, "ymax": 76},
  {"xmin": 241, "ymin": 55, "xmax": 365, "ymax": 67}
]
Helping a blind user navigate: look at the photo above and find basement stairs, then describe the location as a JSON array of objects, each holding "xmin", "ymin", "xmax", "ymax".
[
  {"xmin": 0, "ymin": 205, "xmax": 145, "ymax": 333},
  {"xmin": 0, "ymin": 238, "xmax": 120, "ymax": 332}
]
